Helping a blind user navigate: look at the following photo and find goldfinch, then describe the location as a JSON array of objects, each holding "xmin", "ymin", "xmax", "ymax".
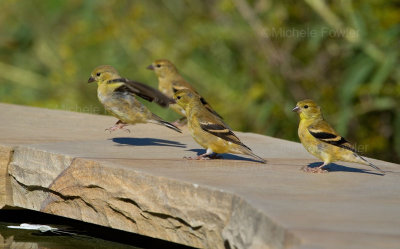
[
  {"xmin": 293, "ymin": 99, "xmax": 384, "ymax": 174},
  {"xmin": 147, "ymin": 59, "xmax": 223, "ymax": 123},
  {"xmin": 174, "ymin": 89, "xmax": 265, "ymax": 163},
  {"xmin": 88, "ymin": 65, "xmax": 181, "ymax": 133}
]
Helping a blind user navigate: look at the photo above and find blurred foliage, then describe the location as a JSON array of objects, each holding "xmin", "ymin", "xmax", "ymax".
[{"xmin": 0, "ymin": 0, "xmax": 399, "ymax": 163}]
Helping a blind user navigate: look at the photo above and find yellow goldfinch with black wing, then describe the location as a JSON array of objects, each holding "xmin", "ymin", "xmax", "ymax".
[
  {"xmin": 147, "ymin": 59, "xmax": 223, "ymax": 123},
  {"xmin": 174, "ymin": 89, "xmax": 265, "ymax": 163},
  {"xmin": 88, "ymin": 65, "xmax": 181, "ymax": 133},
  {"xmin": 293, "ymin": 99, "xmax": 384, "ymax": 174}
]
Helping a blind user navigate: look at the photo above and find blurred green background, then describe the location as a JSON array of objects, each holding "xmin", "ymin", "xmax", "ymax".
[{"xmin": 1, "ymin": 0, "xmax": 399, "ymax": 163}]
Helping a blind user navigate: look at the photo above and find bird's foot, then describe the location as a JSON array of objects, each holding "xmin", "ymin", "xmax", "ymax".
[
  {"xmin": 208, "ymin": 153, "xmax": 222, "ymax": 159},
  {"xmin": 172, "ymin": 117, "xmax": 187, "ymax": 127},
  {"xmin": 105, "ymin": 123, "xmax": 130, "ymax": 133},
  {"xmin": 301, "ymin": 165, "xmax": 328, "ymax": 173},
  {"xmin": 183, "ymin": 155, "xmax": 211, "ymax": 160},
  {"xmin": 184, "ymin": 156, "xmax": 210, "ymax": 160},
  {"xmin": 184, "ymin": 153, "xmax": 221, "ymax": 160}
]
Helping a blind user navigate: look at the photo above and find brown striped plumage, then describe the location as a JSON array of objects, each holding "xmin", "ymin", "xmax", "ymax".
[
  {"xmin": 88, "ymin": 65, "xmax": 181, "ymax": 133},
  {"xmin": 174, "ymin": 89, "xmax": 265, "ymax": 163},
  {"xmin": 293, "ymin": 99, "xmax": 384, "ymax": 174},
  {"xmin": 147, "ymin": 59, "xmax": 223, "ymax": 121}
]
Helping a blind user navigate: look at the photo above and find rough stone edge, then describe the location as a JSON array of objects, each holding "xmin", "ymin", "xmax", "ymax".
[
  {"xmin": 7, "ymin": 146, "xmax": 74, "ymax": 210},
  {"xmin": 222, "ymin": 196, "xmax": 300, "ymax": 249},
  {"xmin": 5, "ymin": 145, "xmax": 301, "ymax": 249},
  {"xmin": 0, "ymin": 145, "xmax": 14, "ymax": 208}
]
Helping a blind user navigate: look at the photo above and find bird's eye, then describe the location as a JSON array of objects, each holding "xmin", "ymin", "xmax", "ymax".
[
  {"xmin": 156, "ymin": 64, "xmax": 161, "ymax": 68},
  {"xmin": 177, "ymin": 96, "xmax": 181, "ymax": 100},
  {"xmin": 96, "ymin": 72, "xmax": 101, "ymax": 76},
  {"xmin": 304, "ymin": 105, "xmax": 309, "ymax": 109}
]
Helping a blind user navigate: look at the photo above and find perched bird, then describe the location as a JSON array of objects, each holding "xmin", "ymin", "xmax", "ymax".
[
  {"xmin": 147, "ymin": 59, "xmax": 223, "ymax": 124},
  {"xmin": 88, "ymin": 65, "xmax": 181, "ymax": 133},
  {"xmin": 174, "ymin": 89, "xmax": 265, "ymax": 163},
  {"xmin": 293, "ymin": 99, "xmax": 384, "ymax": 174}
]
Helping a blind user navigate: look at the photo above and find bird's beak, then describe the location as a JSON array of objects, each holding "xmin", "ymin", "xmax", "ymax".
[
  {"xmin": 292, "ymin": 106, "xmax": 300, "ymax": 113},
  {"xmin": 146, "ymin": 64, "xmax": 154, "ymax": 70},
  {"xmin": 88, "ymin": 76, "xmax": 95, "ymax": 83}
]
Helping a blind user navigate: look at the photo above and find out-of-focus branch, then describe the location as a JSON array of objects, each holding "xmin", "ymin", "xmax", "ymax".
[
  {"xmin": 305, "ymin": 0, "xmax": 385, "ymax": 62},
  {"xmin": 232, "ymin": 0, "xmax": 283, "ymax": 67},
  {"xmin": 0, "ymin": 61, "xmax": 45, "ymax": 89},
  {"xmin": 232, "ymin": 0, "xmax": 308, "ymax": 101},
  {"xmin": 304, "ymin": 0, "xmax": 342, "ymax": 29}
]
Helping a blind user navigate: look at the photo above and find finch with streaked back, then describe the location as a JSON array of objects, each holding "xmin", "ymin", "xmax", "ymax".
[
  {"xmin": 88, "ymin": 65, "xmax": 181, "ymax": 133},
  {"xmin": 174, "ymin": 89, "xmax": 265, "ymax": 163},
  {"xmin": 293, "ymin": 99, "xmax": 384, "ymax": 174},
  {"xmin": 147, "ymin": 59, "xmax": 222, "ymax": 124}
]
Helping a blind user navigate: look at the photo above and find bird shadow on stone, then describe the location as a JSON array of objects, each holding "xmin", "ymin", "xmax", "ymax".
[
  {"xmin": 307, "ymin": 162, "xmax": 384, "ymax": 176},
  {"xmin": 187, "ymin": 149, "xmax": 263, "ymax": 164},
  {"xmin": 111, "ymin": 137, "xmax": 186, "ymax": 148}
]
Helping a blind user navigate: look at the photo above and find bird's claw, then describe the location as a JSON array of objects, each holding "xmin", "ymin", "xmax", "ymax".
[
  {"xmin": 184, "ymin": 156, "xmax": 210, "ymax": 160},
  {"xmin": 105, "ymin": 124, "xmax": 130, "ymax": 133},
  {"xmin": 184, "ymin": 153, "xmax": 221, "ymax": 160},
  {"xmin": 301, "ymin": 165, "xmax": 328, "ymax": 173},
  {"xmin": 208, "ymin": 154, "xmax": 221, "ymax": 159}
]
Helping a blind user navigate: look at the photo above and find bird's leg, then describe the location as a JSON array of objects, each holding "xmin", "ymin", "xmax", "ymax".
[
  {"xmin": 184, "ymin": 148, "xmax": 220, "ymax": 160},
  {"xmin": 184, "ymin": 152, "xmax": 212, "ymax": 160},
  {"xmin": 196, "ymin": 152, "xmax": 222, "ymax": 160},
  {"xmin": 195, "ymin": 153, "xmax": 212, "ymax": 160},
  {"xmin": 312, "ymin": 163, "xmax": 329, "ymax": 173},
  {"xmin": 302, "ymin": 162, "xmax": 329, "ymax": 173},
  {"xmin": 207, "ymin": 153, "xmax": 222, "ymax": 159},
  {"xmin": 172, "ymin": 117, "xmax": 187, "ymax": 127},
  {"xmin": 105, "ymin": 120, "xmax": 130, "ymax": 133}
]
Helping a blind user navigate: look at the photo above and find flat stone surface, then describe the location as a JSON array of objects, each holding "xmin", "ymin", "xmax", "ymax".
[{"xmin": 0, "ymin": 103, "xmax": 399, "ymax": 249}]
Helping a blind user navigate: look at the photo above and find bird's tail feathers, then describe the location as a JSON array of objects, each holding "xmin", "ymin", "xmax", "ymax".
[
  {"xmin": 240, "ymin": 146, "xmax": 266, "ymax": 164},
  {"xmin": 356, "ymin": 153, "xmax": 385, "ymax": 174},
  {"xmin": 150, "ymin": 114, "xmax": 182, "ymax": 133},
  {"xmin": 158, "ymin": 120, "xmax": 182, "ymax": 133}
]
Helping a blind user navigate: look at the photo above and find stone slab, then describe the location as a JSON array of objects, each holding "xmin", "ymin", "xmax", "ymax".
[{"xmin": 0, "ymin": 103, "xmax": 399, "ymax": 249}]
